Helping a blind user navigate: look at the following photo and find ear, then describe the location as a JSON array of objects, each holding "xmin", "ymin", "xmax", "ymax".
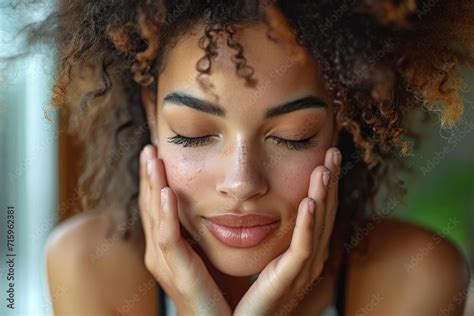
[{"xmin": 141, "ymin": 86, "xmax": 158, "ymax": 145}]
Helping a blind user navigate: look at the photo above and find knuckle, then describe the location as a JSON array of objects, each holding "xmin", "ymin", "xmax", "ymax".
[
  {"xmin": 138, "ymin": 199, "xmax": 145, "ymax": 214},
  {"xmin": 174, "ymin": 281, "xmax": 190, "ymax": 297},
  {"xmin": 158, "ymin": 237, "xmax": 172, "ymax": 254},
  {"xmin": 317, "ymin": 262, "xmax": 325, "ymax": 275},
  {"xmin": 149, "ymin": 211, "xmax": 158, "ymax": 225},
  {"xmin": 293, "ymin": 247, "xmax": 312, "ymax": 263},
  {"xmin": 312, "ymin": 262, "xmax": 324, "ymax": 276},
  {"xmin": 310, "ymin": 166, "xmax": 326, "ymax": 183},
  {"xmin": 144, "ymin": 252, "xmax": 156, "ymax": 274}
]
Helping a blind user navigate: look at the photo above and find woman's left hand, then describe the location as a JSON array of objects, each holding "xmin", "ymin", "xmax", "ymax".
[{"xmin": 233, "ymin": 147, "xmax": 342, "ymax": 316}]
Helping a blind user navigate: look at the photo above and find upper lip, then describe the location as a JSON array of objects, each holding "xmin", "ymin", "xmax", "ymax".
[{"xmin": 205, "ymin": 213, "xmax": 279, "ymax": 227}]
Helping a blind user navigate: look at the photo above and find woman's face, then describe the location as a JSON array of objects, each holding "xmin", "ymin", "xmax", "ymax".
[{"xmin": 146, "ymin": 11, "xmax": 338, "ymax": 277}]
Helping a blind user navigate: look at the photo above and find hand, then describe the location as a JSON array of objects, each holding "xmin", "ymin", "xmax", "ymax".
[
  {"xmin": 233, "ymin": 147, "xmax": 342, "ymax": 316},
  {"xmin": 139, "ymin": 144, "xmax": 232, "ymax": 316}
]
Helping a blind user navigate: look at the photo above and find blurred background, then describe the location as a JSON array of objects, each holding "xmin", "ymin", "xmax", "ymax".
[{"xmin": 0, "ymin": 1, "xmax": 473, "ymax": 315}]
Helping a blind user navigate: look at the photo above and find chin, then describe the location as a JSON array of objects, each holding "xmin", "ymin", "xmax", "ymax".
[{"xmin": 206, "ymin": 247, "xmax": 274, "ymax": 276}]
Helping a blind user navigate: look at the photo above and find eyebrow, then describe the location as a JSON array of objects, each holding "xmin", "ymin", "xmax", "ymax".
[{"xmin": 163, "ymin": 92, "xmax": 327, "ymax": 119}]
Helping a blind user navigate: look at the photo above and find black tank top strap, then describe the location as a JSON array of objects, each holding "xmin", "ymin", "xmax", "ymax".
[
  {"xmin": 157, "ymin": 281, "xmax": 167, "ymax": 316},
  {"xmin": 335, "ymin": 250, "xmax": 347, "ymax": 315}
]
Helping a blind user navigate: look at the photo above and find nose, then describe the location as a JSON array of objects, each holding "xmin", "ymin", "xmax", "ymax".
[{"xmin": 216, "ymin": 137, "xmax": 268, "ymax": 201}]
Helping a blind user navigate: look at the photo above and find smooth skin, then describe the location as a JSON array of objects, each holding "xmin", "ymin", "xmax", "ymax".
[{"xmin": 45, "ymin": 4, "xmax": 471, "ymax": 316}]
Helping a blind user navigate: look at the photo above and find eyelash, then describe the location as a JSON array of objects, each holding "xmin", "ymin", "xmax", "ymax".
[{"xmin": 166, "ymin": 134, "xmax": 316, "ymax": 151}]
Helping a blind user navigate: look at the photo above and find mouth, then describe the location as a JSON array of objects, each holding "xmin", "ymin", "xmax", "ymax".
[{"xmin": 202, "ymin": 214, "xmax": 280, "ymax": 248}]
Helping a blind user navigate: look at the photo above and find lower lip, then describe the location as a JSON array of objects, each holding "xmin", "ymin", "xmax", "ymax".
[{"xmin": 203, "ymin": 218, "xmax": 280, "ymax": 248}]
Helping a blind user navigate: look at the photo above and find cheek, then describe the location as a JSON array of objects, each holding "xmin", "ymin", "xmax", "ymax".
[
  {"xmin": 269, "ymin": 148, "xmax": 326, "ymax": 214},
  {"xmin": 160, "ymin": 146, "xmax": 208, "ymax": 211}
]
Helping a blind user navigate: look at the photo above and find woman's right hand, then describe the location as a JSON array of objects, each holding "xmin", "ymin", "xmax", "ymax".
[{"xmin": 138, "ymin": 144, "xmax": 232, "ymax": 316}]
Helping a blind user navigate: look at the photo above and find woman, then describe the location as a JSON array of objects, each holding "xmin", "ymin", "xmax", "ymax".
[{"xmin": 42, "ymin": 0, "xmax": 473, "ymax": 315}]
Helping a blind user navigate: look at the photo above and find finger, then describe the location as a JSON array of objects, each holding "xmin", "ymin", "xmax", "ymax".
[
  {"xmin": 307, "ymin": 166, "xmax": 329, "ymax": 255},
  {"xmin": 157, "ymin": 185, "xmax": 184, "ymax": 257},
  {"xmin": 147, "ymin": 147, "xmax": 166, "ymax": 227},
  {"xmin": 146, "ymin": 147, "xmax": 165, "ymax": 259},
  {"xmin": 139, "ymin": 145, "xmax": 153, "ymax": 248},
  {"xmin": 148, "ymin": 158, "xmax": 197, "ymax": 283},
  {"xmin": 325, "ymin": 147, "xmax": 341, "ymax": 216},
  {"xmin": 318, "ymin": 147, "xmax": 341, "ymax": 262},
  {"xmin": 271, "ymin": 198, "xmax": 315, "ymax": 291}
]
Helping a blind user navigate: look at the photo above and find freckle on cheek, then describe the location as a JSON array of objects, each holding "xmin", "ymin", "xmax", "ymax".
[{"xmin": 165, "ymin": 156, "xmax": 204, "ymax": 189}]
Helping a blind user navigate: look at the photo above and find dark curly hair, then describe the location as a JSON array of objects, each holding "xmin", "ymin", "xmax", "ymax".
[{"xmin": 7, "ymin": 0, "xmax": 474, "ymax": 271}]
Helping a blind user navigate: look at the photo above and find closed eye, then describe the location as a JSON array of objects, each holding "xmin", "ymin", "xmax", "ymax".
[
  {"xmin": 166, "ymin": 134, "xmax": 213, "ymax": 147},
  {"xmin": 166, "ymin": 133, "xmax": 317, "ymax": 151},
  {"xmin": 268, "ymin": 136, "xmax": 317, "ymax": 151}
]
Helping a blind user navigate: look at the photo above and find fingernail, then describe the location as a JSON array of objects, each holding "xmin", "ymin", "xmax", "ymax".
[
  {"xmin": 322, "ymin": 171, "xmax": 330, "ymax": 189},
  {"xmin": 308, "ymin": 198, "xmax": 315, "ymax": 215},
  {"xmin": 333, "ymin": 149, "xmax": 342, "ymax": 166}
]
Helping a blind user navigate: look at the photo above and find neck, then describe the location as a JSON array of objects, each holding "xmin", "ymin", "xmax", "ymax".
[
  {"xmin": 189, "ymin": 240, "xmax": 257, "ymax": 309},
  {"xmin": 209, "ymin": 267, "xmax": 256, "ymax": 310}
]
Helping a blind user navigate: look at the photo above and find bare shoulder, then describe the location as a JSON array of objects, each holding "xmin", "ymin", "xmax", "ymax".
[
  {"xmin": 345, "ymin": 217, "xmax": 471, "ymax": 316},
  {"xmin": 45, "ymin": 210, "xmax": 158, "ymax": 315}
]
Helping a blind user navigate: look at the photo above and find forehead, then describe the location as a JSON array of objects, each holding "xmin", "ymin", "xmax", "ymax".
[{"xmin": 157, "ymin": 7, "xmax": 330, "ymax": 111}]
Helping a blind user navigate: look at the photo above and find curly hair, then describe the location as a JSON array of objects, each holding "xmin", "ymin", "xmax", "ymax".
[{"xmin": 10, "ymin": 0, "xmax": 474, "ymax": 270}]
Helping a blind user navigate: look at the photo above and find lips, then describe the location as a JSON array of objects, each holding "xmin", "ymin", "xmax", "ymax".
[
  {"xmin": 205, "ymin": 214, "xmax": 279, "ymax": 227},
  {"xmin": 202, "ymin": 213, "xmax": 280, "ymax": 248}
]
